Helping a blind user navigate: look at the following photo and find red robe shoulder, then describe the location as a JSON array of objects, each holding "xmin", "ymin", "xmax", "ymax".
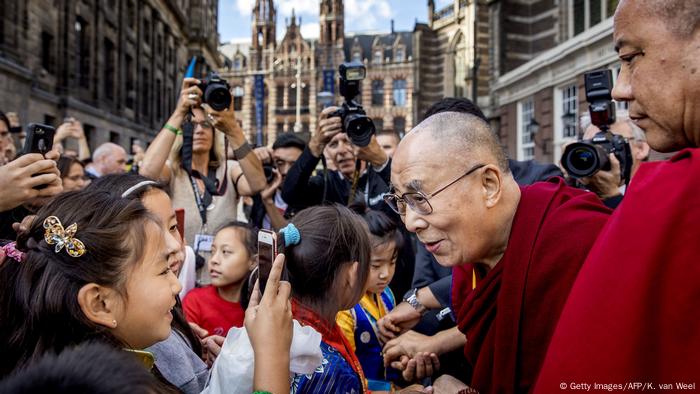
[{"xmin": 535, "ymin": 148, "xmax": 700, "ymax": 390}]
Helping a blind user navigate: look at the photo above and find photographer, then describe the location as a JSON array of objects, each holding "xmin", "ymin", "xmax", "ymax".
[
  {"xmin": 281, "ymin": 106, "xmax": 390, "ymax": 213},
  {"xmin": 249, "ymin": 133, "xmax": 306, "ymax": 231},
  {"xmin": 140, "ymin": 77, "xmax": 265, "ymax": 282},
  {"xmin": 574, "ymin": 110, "xmax": 649, "ymax": 208}
]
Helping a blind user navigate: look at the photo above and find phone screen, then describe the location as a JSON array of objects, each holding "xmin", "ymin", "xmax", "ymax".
[{"xmin": 257, "ymin": 230, "xmax": 277, "ymax": 295}]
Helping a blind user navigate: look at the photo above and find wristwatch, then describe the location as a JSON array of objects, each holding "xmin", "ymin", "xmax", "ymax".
[{"xmin": 404, "ymin": 288, "xmax": 427, "ymax": 314}]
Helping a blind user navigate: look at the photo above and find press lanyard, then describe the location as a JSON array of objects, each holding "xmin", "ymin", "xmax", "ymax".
[{"xmin": 189, "ymin": 175, "xmax": 209, "ymax": 228}]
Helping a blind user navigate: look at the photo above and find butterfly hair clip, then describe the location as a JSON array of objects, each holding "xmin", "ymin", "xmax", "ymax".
[{"xmin": 43, "ymin": 216, "xmax": 86, "ymax": 258}]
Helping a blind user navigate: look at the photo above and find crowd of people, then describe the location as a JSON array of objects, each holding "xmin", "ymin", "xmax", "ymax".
[{"xmin": 0, "ymin": 0, "xmax": 698, "ymax": 392}]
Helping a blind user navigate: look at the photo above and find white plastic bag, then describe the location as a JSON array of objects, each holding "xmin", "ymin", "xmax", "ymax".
[{"xmin": 202, "ymin": 320, "xmax": 323, "ymax": 394}]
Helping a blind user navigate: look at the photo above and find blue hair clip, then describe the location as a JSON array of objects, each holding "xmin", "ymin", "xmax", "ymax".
[{"xmin": 281, "ymin": 223, "xmax": 301, "ymax": 247}]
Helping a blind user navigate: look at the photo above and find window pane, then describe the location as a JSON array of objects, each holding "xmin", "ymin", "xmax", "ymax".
[
  {"xmin": 373, "ymin": 49, "xmax": 383, "ymax": 64},
  {"xmin": 392, "ymin": 79, "xmax": 407, "ymax": 107},
  {"xmin": 374, "ymin": 118, "xmax": 384, "ymax": 131},
  {"xmin": 393, "ymin": 117, "xmax": 406, "ymax": 135},
  {"xmin": 562, "ymin": 85, "xmax": 578, "ymax": 138},
  {"xmin": 520, "ymin": 99, "xmax": 535, "ymax": 160},
  {"xmin": 573, "ymin": 0, "xmax": 585, "ymax": 35},
  {"xmin": 590, "ymin": 0, "xmax": 602, "ymax": 26},
  {"xmin": 372, "ymin": 80, "xmax": 384, "ymax": 106}
]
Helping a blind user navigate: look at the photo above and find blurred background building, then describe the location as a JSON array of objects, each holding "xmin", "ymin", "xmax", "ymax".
[{"xmin": 0, "ymin": 0, "xmax": 220, "ymax": 153}]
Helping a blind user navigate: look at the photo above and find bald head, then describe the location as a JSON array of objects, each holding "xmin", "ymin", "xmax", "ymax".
[
  {"xmin": 407, "ymin": 112, "xmax": 510, "ymax": 173},
  {"xmin": 92, "ymin": 143, "xmax": 127, "ymax": 176},
  {"xmin": 634, "ymin": 0, "xmax": 700, "ymax": 38}
]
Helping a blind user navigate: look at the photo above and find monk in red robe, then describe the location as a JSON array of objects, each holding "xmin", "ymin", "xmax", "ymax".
[
  {"xmin": 386, "ymin": 112, "xmax": 611, "ymax": 393},
  {"xmin": 534, "ymin": 0, "xmax": 700, "ymax": 388}
]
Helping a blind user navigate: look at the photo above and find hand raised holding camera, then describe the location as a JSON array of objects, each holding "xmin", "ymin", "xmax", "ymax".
[
  {"xmin": 202, "ymin": 101, "xmax": 245, "ymax": 145},
  {"xmin": 0, "ymin": 151, "xmax": 62, "ymax": 212},
  {"xmin": 357, "ymin": 134, "xmax": 388, "ymax": 167},
  {"xmin": 309, "ymin": 106, "xmax": 342, "ymax": 157},
  {"xmin": 175, "ymin": 78, "xmax": 203, "ymax": 117}
]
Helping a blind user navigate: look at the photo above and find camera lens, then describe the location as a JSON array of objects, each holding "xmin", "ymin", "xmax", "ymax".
[
  {"xmin": 570, "ymin": 147, "xmax": 595, "ymax": 171},
  {"xmin": 562, "ymin": 142, "xmax": 607, "ymax": 178},
  {"xmin": 344, "ymin": 114, "xmax": 375, "ymax": 147},
  {"xmin": 204, "ymin": 85, "xmax": 232, "ymax": 111}
]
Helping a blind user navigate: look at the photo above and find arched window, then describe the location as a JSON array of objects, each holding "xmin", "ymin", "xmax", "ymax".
[
  {"xmin": 373, "ymin": 48, "xmax": 383, "ymax": 64},
  {"xmin": 395, "ymin": 47, "xmax": 405, "ymax": 62},
  {"xmin": 371, "ymin": 80, "xmax": 384, "ymax": 107},
  {"xmin": 352, "ymin": 50, "xmax": 362, "ymax": 63},
  {"xmin": 392, "ymin": 79, "xmax": 407, "ymax": 107}
]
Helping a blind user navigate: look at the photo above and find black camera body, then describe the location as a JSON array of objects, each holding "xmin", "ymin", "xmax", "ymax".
[
  {"xmin": 331, "ymin": 62, "xmax": 375, "ymax": 147},
  {"xmin": 198, "ymin": 72, "xmax": 232, "ymax": 111},
  {"xmin": 561, "ymin": 69, "xmax": 632, "ymax": 181},
  {"xmin": 263, "ymin": 164, "xmax": 275, "ymax": 184}
]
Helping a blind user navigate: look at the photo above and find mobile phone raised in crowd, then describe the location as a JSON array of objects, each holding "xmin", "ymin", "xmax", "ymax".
[
  {"xmin": 257, "ymin": 229, "xmax": 278, "ymax": 296},
  {"xmin": 175, "ymin": 208, "xmax": 185, "ymax": 243},
  {"xmin": 23, "ymin": 123, "xmax": 55, "ymax": 156}
]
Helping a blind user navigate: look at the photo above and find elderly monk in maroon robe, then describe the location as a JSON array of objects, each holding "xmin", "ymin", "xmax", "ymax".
[
  {"xmin": 385, "ymin": 112, "xmax": 611, "ymax": 393},
  {"xmin": 534, "ymin": 0, "xmax": 700, "ymax": 389}
]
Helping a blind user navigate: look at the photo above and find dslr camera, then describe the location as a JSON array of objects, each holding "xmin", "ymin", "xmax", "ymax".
[
  {"xmin": 331, "ymin": 62, "xmax": 376, "ymax": 147},
  {"xmin": 561, "ymin": 69, "xmax": 632, "ymax": 181},
  {"xmin": 198, "ymin": 72, "xmax": 232, "ymax": 111}
]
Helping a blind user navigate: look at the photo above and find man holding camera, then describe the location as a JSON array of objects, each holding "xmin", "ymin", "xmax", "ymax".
[
  {"xmin": 535, "ymin": 0, "xmax": 700, "ymax": 388},
  {"xmin": 281, "ymin": 106, "xmax": 390, "ymax": 213},
  {"xmin": 574, "ymin": 110, "xmax": 650, "ymax": 208},
  {"xmin": 249, "ymin": 133, "xmax": 306, "ymax": 230}
]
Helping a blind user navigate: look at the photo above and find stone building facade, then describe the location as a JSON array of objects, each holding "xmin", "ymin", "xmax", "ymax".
[
  {"xmin": 415, "ymin": 0, "xmax": 491, "ymax": 120},
  {"xmin": 489, "ymin": 0, "xmax": 623, "ymax": 164},
  {"xmin": 0, "ymin": 0, "xmax": 220, "ymax": 153},
  {"xmin": 219, "ymin": 0, "xmax": 417, "ymax": 147}
]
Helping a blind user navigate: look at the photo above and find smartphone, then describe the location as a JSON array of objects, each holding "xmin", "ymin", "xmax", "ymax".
[
  {"xmin": 175, "ymin": 208, "xmax": 185, "ymax": 242},
  {"xmin": 23, "ymin": 123, "xmax": 55, "ymax": 156},
  {"xmin": 257, "ymin": 229, "xmax": 278, "ymax": 296}
]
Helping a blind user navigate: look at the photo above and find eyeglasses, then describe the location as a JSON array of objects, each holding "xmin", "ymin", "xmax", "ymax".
[
  {"xmin": 191, "ymin": 121, "xmax": 213, "ymax": 129},
  {"xmin": 384, "ymin": 163, "xmax": 486, "ymax": 215}
]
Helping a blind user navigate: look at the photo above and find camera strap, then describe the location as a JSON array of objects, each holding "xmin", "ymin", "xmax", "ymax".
[
  {"xmin": 180, "ymin": 113, "xmax": 229, "ymax": 226},
  {"xmin": 347, "ymin": 159, "xmax": 362, "ymax": 206},
  {"xmin": 320, "ymin": 154, "xmax": 329, "ymax": 204}
]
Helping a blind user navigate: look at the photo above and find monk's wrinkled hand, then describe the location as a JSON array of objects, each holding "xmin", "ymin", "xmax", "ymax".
[
  {"xmin": 383, "ymin": 330, "xmax": 433, "ymax": 365},
  {"xmin": 399, "ymin": 352, "xmax": 440, "ymax": 383}
]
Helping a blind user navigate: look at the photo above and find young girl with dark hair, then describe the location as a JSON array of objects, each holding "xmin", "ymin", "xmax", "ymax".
[
  {"xmin": 338, "ymin": 207, "xmax": 404, "ymax": 390},
  {"xmin": 0, "ymin": 177, "xmax": 295, "ymax": 394},
  {"xmin": 0, "ymin": 189, "xmax": 182, "ymax": 389},
  {"xmin": 282, "ymin": 204, "xmax": 372, "ymax": 392},
  {"xmin": 183, "ymin": 221, "xmax": 256, "ymax": 336},
  {"xmin": 89, "ymin": 174, "xmax": 207, "ymax": 393}
]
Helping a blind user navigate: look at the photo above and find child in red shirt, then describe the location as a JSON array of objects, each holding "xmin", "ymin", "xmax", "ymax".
[{"xmin": 183, "ymin": 222, "xmax": 256, "ymax": 336}]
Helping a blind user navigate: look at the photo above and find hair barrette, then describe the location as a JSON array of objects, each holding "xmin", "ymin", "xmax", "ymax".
[
  {"xmin": 280, "ymin": 223, "xmax": 301, "ymax": 247},
  {"xmin": 43, "ymin": 216, "xmax": 86, "ymax": 258}
]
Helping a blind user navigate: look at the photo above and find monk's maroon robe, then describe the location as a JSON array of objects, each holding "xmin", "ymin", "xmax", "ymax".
[
  {"xmin": 535, "ymin": 149, "xmax": 700, "ymax": 391},
  {"xmin": 452, "ymin": 178, "xmax": 611, "ymax": 393}
]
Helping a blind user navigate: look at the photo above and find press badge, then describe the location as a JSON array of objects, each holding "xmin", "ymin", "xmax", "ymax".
[{"xmin": 194, "ymin": 233, "xmax": 214, "ymax": 253}]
